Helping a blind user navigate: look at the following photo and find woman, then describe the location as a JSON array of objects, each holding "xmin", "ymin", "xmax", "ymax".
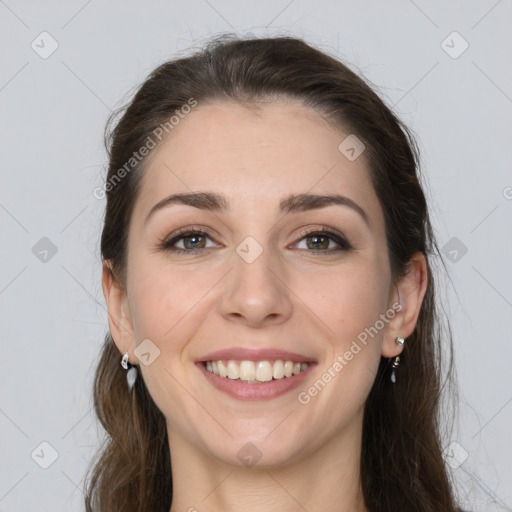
[{"xmin": 85, "ymin": 35, "xmax": 463, "ymax": 511}]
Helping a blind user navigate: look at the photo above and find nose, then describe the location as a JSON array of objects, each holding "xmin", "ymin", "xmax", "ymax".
[{"xmin": 219, "ymin": 244, "xmax": 293, "ymax": 328}]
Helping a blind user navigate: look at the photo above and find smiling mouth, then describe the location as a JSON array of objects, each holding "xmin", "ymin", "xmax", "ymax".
[{"xmin": 203, "ymin": 359, "xmax": 310, "ymax": 384}]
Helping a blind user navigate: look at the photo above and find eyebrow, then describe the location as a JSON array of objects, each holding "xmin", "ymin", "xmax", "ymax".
[{"xmin": 144, "ymin": 191, "xmax": 370, "ymax": 227}]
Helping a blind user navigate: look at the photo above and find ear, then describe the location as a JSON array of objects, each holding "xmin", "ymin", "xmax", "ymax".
[
  {"xmin": 101, "ymin": 260, "xmax": 135, "ymax": 363},
  {"xmin": 381, "ymin": 252, "xmax": 428, "ymax": 358}
]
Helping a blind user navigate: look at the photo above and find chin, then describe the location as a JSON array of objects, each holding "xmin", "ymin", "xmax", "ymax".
[{"xmin": 202, "ymin": 428, "xmax": 311, "ymax": 470}]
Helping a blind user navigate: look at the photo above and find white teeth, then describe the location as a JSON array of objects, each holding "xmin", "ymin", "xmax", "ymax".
[
  {"xmin": 256, "ymin": 361, "xmax": 273, "ymax": 382},
  {"xmin": 273, "ymin": 360, "xmax": 284, "ymax": 379},
  {"xmin": 227, "ymin": 361, "xmax": 239, "ymax": 379},
  {"xmin": 239, "ymin": 360, "xmax": 256, "ymax": 380},
  {"xmin": 204, "ymin": 359, "xmax": 310, "ymax": 382},
  {"xmin": 218, "ymin": 361, "xmax": 227, "ymax": 378}
]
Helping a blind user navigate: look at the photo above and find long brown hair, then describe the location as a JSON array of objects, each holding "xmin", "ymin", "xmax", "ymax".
[{"xmin": 85, "ymin": 34, "xmax": 459, "ymax": 511}]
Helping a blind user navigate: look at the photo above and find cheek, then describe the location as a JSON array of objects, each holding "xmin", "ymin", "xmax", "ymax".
[
  {"xmin": 294, "ymin": 260, "xmax": 391, "ymax": 351},
  {"xmin": 126, "ymin": 263, "xmax": 218, "ymax": 436},
  {"xmin": 127, "ymin": 259, "xmax": 212, "ymax": 345},
  {"xmin": 293, "ymin": 265, "xmax": 388, "ymax": 435}
]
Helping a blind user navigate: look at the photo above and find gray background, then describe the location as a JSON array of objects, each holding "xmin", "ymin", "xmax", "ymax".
[{"xmin": 0, "ymin": 1, "xmax": 511, "ymax": 511}]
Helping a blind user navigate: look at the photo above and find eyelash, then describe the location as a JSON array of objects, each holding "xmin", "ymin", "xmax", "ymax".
[{"xmin": 159, "ymin": 226, "xmax": 352, "ymax": 255}]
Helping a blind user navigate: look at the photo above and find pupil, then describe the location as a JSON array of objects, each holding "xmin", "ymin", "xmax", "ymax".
[
  {"xmin": 308, "ymin": 235, "xmax": 328, "ymax": 250},
  {"xmin": 184, "ymin": 235, "xmax": 205, "ymax": 249}
]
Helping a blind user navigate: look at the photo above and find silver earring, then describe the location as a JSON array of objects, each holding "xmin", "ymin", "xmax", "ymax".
[
  {"xmin": 390, "ymin": 337, "xmax": 405, "ymax": 384},
  {"xmin": 121, "ymin": 352, "xmax": 138, "ymax": 391}
]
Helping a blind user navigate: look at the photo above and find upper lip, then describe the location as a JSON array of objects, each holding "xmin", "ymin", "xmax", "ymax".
[{"xmin": 196, "ymin": 347, "xmax": 316, "ymax": 364}]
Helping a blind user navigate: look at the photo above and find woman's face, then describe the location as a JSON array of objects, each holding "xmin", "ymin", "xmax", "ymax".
[{"xmin": 108, "ymin": 100, "xmax": 409, "ymax": 468}]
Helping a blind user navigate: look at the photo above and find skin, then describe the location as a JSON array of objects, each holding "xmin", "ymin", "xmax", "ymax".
[{"xmin": 102, "ymin": 100, "xmax": 427, "ymax": 512}]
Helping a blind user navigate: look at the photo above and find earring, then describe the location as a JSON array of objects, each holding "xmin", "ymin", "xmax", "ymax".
[
  {"xmin": 121, "ymin": 352, "xmax": 138, "ymax": 391},
  {"xmin": 390, "ymin": 337, "xmax": 405, "ymax": 384}
]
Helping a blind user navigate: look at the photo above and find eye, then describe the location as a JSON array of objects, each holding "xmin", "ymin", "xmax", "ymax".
[
  {"xmin": 294, "ymin": 227, "xmax": 352, "ymax": 253},
  {"xmin": 159, "ymin": 226, "xmax": 352, "ymax": 255},
  {"xmin": 160, "ymin": 228, "xmax": 218, "ymax": 254}
]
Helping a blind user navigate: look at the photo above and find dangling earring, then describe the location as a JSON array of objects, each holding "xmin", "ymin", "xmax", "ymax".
[
  {"xmin": 390, "ymin": 337, "xmax": 405, "ymax": 384},
  {"xmin": 121, "ymin": 352, "xmax": 138, "ymax": 391}
]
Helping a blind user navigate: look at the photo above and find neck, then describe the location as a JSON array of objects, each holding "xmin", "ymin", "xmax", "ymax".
[{"xmin": 167, "ymin": 418, "xmax": 368, "ymax": 512}]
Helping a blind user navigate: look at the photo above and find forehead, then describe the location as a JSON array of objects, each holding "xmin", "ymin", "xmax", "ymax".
[{"xmin": 132, "ymin": 100, "xmax": 382, "ymax": 224}]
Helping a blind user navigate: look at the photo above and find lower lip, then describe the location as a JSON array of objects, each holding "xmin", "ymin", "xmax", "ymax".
[{"xmin": 196, "ymin": 362, "xmax": 315, "ymax": 401}]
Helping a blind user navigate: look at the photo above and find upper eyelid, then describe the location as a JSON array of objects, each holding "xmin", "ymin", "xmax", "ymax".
[{"xmin": 295, "ymin": 225, "xmax": 346, "ymax": 239}]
